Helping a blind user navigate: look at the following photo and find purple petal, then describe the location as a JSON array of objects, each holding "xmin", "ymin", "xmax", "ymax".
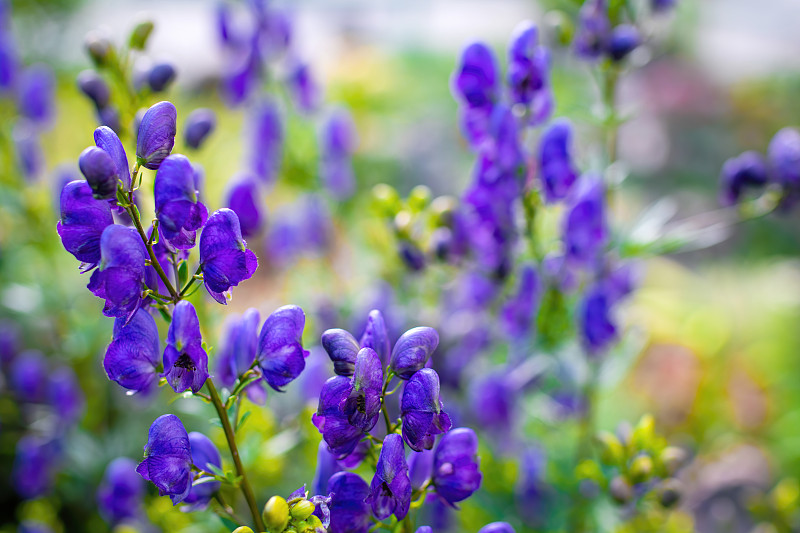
[{"xmin": 136, "ymin": 101, "xmax": 177, "ymax": 170}]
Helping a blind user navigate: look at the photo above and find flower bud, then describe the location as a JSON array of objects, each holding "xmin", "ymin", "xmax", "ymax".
[
  {"xmin": 263, "ymin": 495, "xmax": 290, "ymax": 533},
  {"xmin": 305, "ymin": 514, "xmax": 324, "ymax": 529},
  {"xmin": 393, "ymin": 210, "xmax": 413, "ymax": 238},
  {"xmin": 184, "ymin": 108, "xmax": 216, "ymax": 150},
  {"xmin": 79, "ymin": 146, "xmax": 118, "ymax": 199},
  {"xmin": 372, "ymin": 183, "xmax": 400, "ymax": 217},
  {"xmin": 608, "ymin": 25, "xmax": 640, "ymax": 62},
  {"xmin": 85, "ymin": 30, "xmax": 112, "ymax": 67},
  {"xmin": 609, "ymin": 476, "xmax": 633, "ymax": 504},
  {"xmin": 629, "ymin": 454, "xmax": 653, "ymax": 484},
  {"xmin": 136, "ymin": 101, "xmax": 177, "ymax": 169},
  {"xmin": 147, "ymin": 62, "xmax": 176, "ymax": 93},
  {"xmin": 77, "ymin": 70, "xmax": 110, "ymax": 109},
  {"xmin": 408, "ymin": 185, "xmax": 432, "ymax": 212},
  {"xmin": 390, "ymin": 327, "xmax": 439, "ymax": 379},
  {"xmin": 129, "ymin": 20, "xmax": 154, "ymax": 50},
  {"xmin": 596, "ymin": 431, "xmax": 624, "ymax": 466},
  {"xmin": 543, "ymin": 10, "xmax": 574, "ymax": 47},
  {"xmin": 429, "ymin": 195, "xmax": 457, "ymax": 224},
  {"xmin": 658, "ymin": 478, "xmax": 682, "ymax": 508},
  {"xmin": 232, "ymin": 528, "xmax": 254, "ymax": 533},
  {"xmin": 290, "ymin": 499, "xmax": 315, "ymax": 521},
  {"xmin": 659, "ymin": 446, "xmax": 687, "ymax": 475}
]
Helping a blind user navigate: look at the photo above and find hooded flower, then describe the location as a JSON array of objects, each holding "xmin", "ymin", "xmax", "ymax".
[
  {"xmin": 360, "ymin": 309, "xmax": 391, "ymax": 365},
  {"xmin": 768, "ymin": 127, "xmax": 800, "ymax": 203},
  {"xmin": 321, "ymin": 328, "xmax": 360, "ymax": 377},
  {"xmin": 390, "ymin": 327, "xmax": 439, "ymax": 379},
  {"xmin": 312, "ymin": 440, "xmax": 343, "ymax": 497},
  {"xmin": 320, "ymin": 109, "xmax": 357, "ymax": 199},
  {"xmin": 94, "ymin": 125, "xmax": 130, "ymax": 189},
  {"xmin": 563, "ymin": 174, "xmax": 607, "ymax": 268},
  {"xmin": 78, "ymin": 145, "xmax": 118, "ymax": 201},
  {"xmin": 184, "ymin": 108, "xmax": 216, "ymax": 149},
  {"xmin": 57, "ymin": 180, "xmax": 113, "ymax": 268},
  {"xmin": 184, "ymin": 432, "xmax": 222, "ymax": 510},
  {"xmin": 11, "ymin": 350, "xmax": 48, "ymax": 403},
  {"xmin": 48, "ymin": 366, "xmax": 85, "ymax": 426},
  {"xmin": 97, "ymin": 457, "xmax": 145, "ymax": 526},
  {"xmin": 136, "ymin": 101, "xmax": 177, "ymax": 169},
  {"xmin": 507, "ymin": 21, "xmax": 552, "ymax": 124},
  {"xmin": 500, "ymin": 264, "xmax": 540, "ymax": 339},
  {"xmin": 539, "ymin": 119, "xmax": 578, "ymax": 203},
  {"xmin": 225, "ymin": 174, "xmax": 263, "ymax": 237},
  {"xmin": 215, "ymin": 308, "xmax": 266, "ymax": 404},
  {"xmin": 313, "ymin": 376, "xmax": 364, "ymax": 457},
  {"xmin": 608, "ymin": 25, "xmax": 641, "ymax": 62},
  {"xmin": 77, "ymin": 69, "xmax": 110, "ymax": 110},
  {"xmin": 719, "ymin": 151, "xmax": 768, "ymax": 207},
  {"xmin": 136, "ymin": 414, "xmax": 192, "ymax": 505},
  {"xmin": 154, "ymin": 154, "xmax": 208, "ymax": 249},
  {"xmin": 248, "ymin": 98, "xmax": 283, "ymax": 183},
  {"xmin": 327, "ymin": 472, "xmax": 371, "ymax": 533},
  {"xmin": 103, "ymin": 307, "xmax": 160, "ymax": 394},
  {"xmin": 288, "ymin": 61, "xmax": 320, "ymax": 114},
  {"xmin": 12, "ymin": 435, "xmax": 61, "ymax": 499},
  {"xmin": 401, "ymin": 369, "xmax": 452, "ymax": 452},
  {"xmin": 341, "ymin": 348, "xmax": 383, "ymax": 432},
  {"xmin": 367, "ymin": 434, "xmax": 412, "ymax": 520},
  {"xmin": 574, "ymin": 0, "xmax": 611, "ymax": 60},
  {"xmin": 432, "ymin": 427, "xmax": 482, "ymax": 506},
  {"xmin": 87, "ymin": 224, "xmax": 147, "ymax": 321},
  {"xmin": 453, "ymin": 42, "xmax": 498, "ymax": 147},
  {"xmin": 256, "ymin": 304, "xmax": 309, "ymax": 391},
  {"xmin": 408, "ymin": 449, "xmax": 435, "ymax": 490},
  {"xmin": 199, "ymin": 208, "xmax": 258, "ymax": 304},
  {"xmin": 470, "ymin": 373, "xmax": 515, "ymax": 435},
  {"xmin": 17, "ymin": 64, "xmax": 54, "ymax": 125},
  {"xmin": 162, "ymin": 301, "xmax": 209, "ymax": 393}
]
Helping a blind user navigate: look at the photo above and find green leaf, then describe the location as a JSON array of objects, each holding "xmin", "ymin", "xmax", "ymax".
[
  {"xmin": 236, "ymin": 410, "xmax": 252, "ymax": 432},
  {"xmin": 209, "ymin": 418, "xmax": 223, "ymax": 429},
  {"xmin": 205, "ymin": 463, "xmax": 226, "ymax": 478},
  {"xmin": 177, "ymin": 261, "xmax": 189, "ymax": 290}
]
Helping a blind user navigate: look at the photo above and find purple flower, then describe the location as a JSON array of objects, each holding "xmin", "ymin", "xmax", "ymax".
[
  {"xmin": 199, "ymin": 208, "xmax": 258, "ymax": 304},
  {"xmin": 78, "ymin": 146, "xmax": 118, "ymax": 199},
  {"xmin": 719, "ymin": 151, "xmax": 768, "ymax": 207},
  {"xmin": 184, "ymin": 432, "xmax": 222, "ymax": 510},
  {"xmin": 57, "ymin": 181, "xmax": 113, "ymax": 268},
  {"xmin": 768, "ymin": 127, "xmax": 800, "ymax": 200},
  {"xmin": 341, "ymin": 348, "xmax": 383, "ymax": 432},
  {"xmin": 453, "ymin": 42, "xmax": 498, "ymax": 109},
  {"xmin": 104, "ymin": 308, "xmax": 160, "ymax": 394},
  {"xmin": 98, "ymin": 457, "xmax": 145, "ymax": 525},
  {"xmin": 162, "ymin": 301, "xmax": 209, "ymax": 393},
  {"xmin": 367, "ymin": 434, "xmax": 412, "ymax": 520},
  {"xmin": 136, "ymin": 101, "xmax": 177, "ymax": 170},
  {"xmin": 327, "ymin": 472, "xmax": 371, "ymax": 533},
  {"xmin": 574, "ymin": 0, "xmax": 611, "ymax": 60},
  {"xmin": 608, "ymin": 25, "xmax": 641, "ymax": 62},
  {"xmin": 313, "ymin": 376, "xmax": 364, "ymax": 457},
  {"xmin": 501, "ymin": 264, "xmax": 540, "ymax": 339},
  {"xmin": 390, "ymin": 327, "xmax": 439, "ymax": 379},
  {"xmin": 563, "ymin": 174, "xmax": 607, "ymax": 268},
  {"xmin": 579, "ymin": 284, "xmax": 617, "ymax": 354},
  {"xmin": 652, "ymin": 0, "xmax": 676, "ymax": 13},
  {"xmin": 11, "ymin": 350, "xmax": 48, "ymax": 403},
  {"xmin": 516, "ymin": 447, "xmax": 548, "ymax": 525},
  {"xmin": 17, "ymin": 64, "xmax": 55, "ymax": 125},
  {"xmin": 408, "ymin": 448, "xmax": 435, "ymax": 490},
  {"xmin": 312, "ymin": 440, "xmax": 342, "ymax": 496},
  {"xmin": 87, "ymin": 225, "xmax": 147, "ymax": 321},
  {"xmin": 154, "ymin": 154, "xmax": 208, "ymax": 249},
  {"xmin": 470, "ymin": 373, "xmax": 514, "ymax": 435},
  {"xmin": 98, "ymin": 106, "xmax": 122, "ymax": 134},
  {"xmin": 320, "ymin": 109, "xmax": 357, "ymax": 199},
  {"xmin": 0, "ymin": 19, "xmax": 16, "ymax": 92},
  {"xmin": 321, "ymin": 328, "xmax": 360, "ymax": 377},
  {"xmin": 77, "ymin": 69, "xmax": 110, "ymax": 109},
  {"xmin": 508, "ymin": 21, "xmax": 553, "ymax": 125},
  {"xmin": 248, "ymin": 98, "xmax": 283, "ymax": 183},
  {"xmin": 401, "ymin": 369, "xmax": 452, "ymax": 452},
  {"xmin": 225, "ymin": 174, "xmax": 263, "ymax": 237},
  {"xmin": 184, "ymin": 108, "xmax": 216, "ymax": 149},
  {"xmin": 48, "ymin": 366, "xmax": 85, "ymax": 426},
  {"xmin": 94, "ymin": 125, "xmax": 131, "ymax": 189},
  {"xmin": 287, "ymin": 60, "xmax": 320, "ymax": 114},
  {"xmin": 13, "ymin": 435, "xmax": 61, "ymax": 498},
  {"xmin": 479, "ymin": 523, "xmax": 516, "ymax": 533},
  {"xmin": 147, "ymin": 62, "xmax": 176, "ymax": 92},
  {"xmin": 432, "ymin": 427, "xmax": 482, "ymax": 506},
  {"xmin": 215, "ymin": 308, "xmax": 266, "ymax": 404},
  {"xmin": 416, "ymin": 528, "xmax": 433, "ymax": 533},
  {"xmin": 136, "ymin": 414, "xmax": 193, "ymax": 505},
  {"xmin": 13, "ymin": 120, "xmax": 43, "ymax": 179},
  {"xmin": 360, "ymin": 309, "xmax": 391, "ymax": 366},
  {"xmin": 256, "ymin": 304, "xmax": 309, "ymax": 391},
  {"xmin": 539, "ymin": 119, "xmax": 578, "ymax": 203}
]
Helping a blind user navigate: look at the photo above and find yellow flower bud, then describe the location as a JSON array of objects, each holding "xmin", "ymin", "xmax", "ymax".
[
  {"xmin": 262, "ymin": 495, "xmax": 290, "ymax": 533},
  {"xmin": 290, "ymin": 499, "xmax": 315, "ymax": 521}
]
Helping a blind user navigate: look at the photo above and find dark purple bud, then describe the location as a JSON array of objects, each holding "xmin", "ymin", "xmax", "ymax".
[
  {"xmin": 199, "ymin": 208, "xmax": 258, "ymax": 304},
  {"xmin": 432, "ymin": 427, "xmax": 482, "ymax": 506},
  {"xmin": 147, "ymin": 62, "xmax": 176, "ymax": 93},
  {"xmin": 225, "ymin": 174, "xmax": 263, "ymax": 237},
  {"xmin": 408, "ymin": 448, "xmax": 435, "ymax": 490},
  {"xmin": 98, "ymin": 457, "xmax": 145, "ymax": 526},
  {"xmin": 367, "ymin": 434, "xmax": 412, "ymax": 520},
  {"xmin": 719, "ymin": 151, "xmax": 768, "ymax": 207},
  {"xmin": 579, "ymin": 282, "xmax": 618, "ymax": 354},
  {"xmin": 574, "ymin": 0, "xmax": 611, "ymax": 60},
  {"xmin": 399, "ymin": 241, "xmax": 426, "ymax": 272},
  {"xmin": 97, "ymin": 106, "xmax": 122, "ymax": 135},
  {"xmin": 768, "ymin": 127, "xmax": 800, "ymax": 192},
  {"xmin": 162, "ymin": 301, "xmax": 209, "ymax": 393},
  {"xmin": 478, "ymin": 523, "xmax": 516, "ymax": 533},
  {"xmin": 154, "ymin": 154, "xmax": 208, "ymax": 249},
  {"xmin": 341, "ymin": 347, "xmax": 383, "ymax": 432},
  {"xmin": 452, "ymin": 42, "xmax": 498, "ymax": 109},
  {"xmin": 390, "ymin": 327, "xmax": 439, "ymax": 379},
  {"xmin": 79, "ymin": 146, "xmax": 118, "ymax": 199},
  {"xmin": 312, "ymin": 440, "xmax": 342, "ymax": 497},
  {"xmin": 77, "ymin": 69, "xmax": 110, "ymax": 109},
  {"xmin": 360, "ymin": 309, "xmax": 391, "ymax": 366},
  {"xmin": 56, "ymin": 180, "xmax": 113, "ymax": 268},
  {"xmin": 508, "ymin": 21, "xmax": 553, "ymax": 124},
  {"xmin": 563, "ymin": 174, "xmax": 607, "ymax": 268},
  {"xmin": 104, "ymin": 308, "xmax": 160, "ymax": 394},
  {"xmin": 48, "ymin": 366, "xmax": 85, "ymax": 426},
  {"xmin": 401, "ymin": 369, "xmax": 452, "ymax": 452},
  {"xmin": 287, "ymin": 61, "xmax": 320, "ymax": 114},
  {"xmin": 17, "ymin": 63, "xmax": 54, "ymax": 124},
  {"xmin": 136, "ymin": 414, "xmax": 193, "ymax": 505},
  {"xmin": 256, "ymin": 304, "xmax": 309, "ymax": 391},
  {"xmin": 313, "ymin": 376, "xmax": 364, "ymax": 458},
  {"xmin": 184, "ymin": 108, "xmax": 216, "ymax": 149},
  {"xmin": 87, "ymin": 225, "xmax": 147, "ymax": 321},
  {"xmin": 327, "ymin": 472, "xmax": 371, "ymax": 533},
  {"xmin": 184, "ymin": 432, "xmax": 222, "ymax": 510},
  {"xmin": 320, "ymin": 109, "xmax": 357, "ymax": 199},
  {"xmin": 94, "ymin": 125, "xmax": 131, "ymax": 189},
  {"xmin": 248, "ymin": 98, "xmax": 283, "ymax": 183},
  {"xmin": 539, "ymin": 119, "xmax": 578, "ymax": 203},
  {"xmin": 216, "ymin": 308, "xmax": 260, "ymax": 387},
  {"xmin": 501, "ymin": 264, "xmax": 540, "ymax": 339},
  {"xmin": 136, "ymin": 101, "xmax": 177, "ymax": 169},
  {"xmin": 321, "ymin": 328, "xmax": 359, "ymax": 377},
  {"xmin": 608, "ymin": 25, "xmax": 640, "ymax": 62},
  {"xmin": 11, "ymin": 350, "xmax": 48, "ymax": 403},
  {"xmin": 13, "ymin": 435, "xmax": 61, "ymax": 499}
]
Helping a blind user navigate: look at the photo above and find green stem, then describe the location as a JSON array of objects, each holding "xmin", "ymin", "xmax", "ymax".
[
  {"xmin": 127, "ymin": 202, "xmax": 180, "ymax": 300},
  {"xmin": 206, "ymin": 378, "xmax": 265, "ymax": 532},
  {"xmin": 380, "ymin": 370, "xmax": 396, "ymax": 433}
]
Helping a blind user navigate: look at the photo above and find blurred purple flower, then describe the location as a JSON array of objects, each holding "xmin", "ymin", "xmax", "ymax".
[
  {"xmin": 501, "ymin": 264, "xmax": 540, "ymax": 339},
  {"xmin": 13, "ymin": 435, "xmax": 61, "ymax": 498},
  {"xmin": 320, "ymin": 108, "xmax": 357, "ymax": 199},
  {"xmin": 574, "ymin": 0, "xmax": 611, "ymax": 60},
  {"xmin": 225, "ymin": 174, "xmax": 263, "ymax": 237},
  {"xmin": 184, "ymin": 432, "xmax": 222, "ymax": 510},
  {"xmin": 98, "ymin": 457, "xmax": 145, "ymax": 526},
  {"xmin": 719, "ymin": 151, "xmax": 768, "ymax": 207},
  {"xmin": 184, "ymin": 108, "xmax": 216, "ymax": 150},
  {"xmin": 17, "ymin": 64, "xmax": 55, "ymax": 125},
  {"xmin": 11, "ymin": 350, "xmax": 48, "ymax": 403},
  {"xmin": 508, "ymin": 21, "xmax": 552, "ymax": 125},
  {"xmin": 248, "ymin": 98, "xmax": 283, "ymax": 183},
  {"xmin": 563, "ymin": 174, "xmax": 607, "ymax": 268}
]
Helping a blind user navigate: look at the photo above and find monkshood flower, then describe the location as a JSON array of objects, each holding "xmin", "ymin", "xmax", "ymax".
[
  {"xmin": 401, "ymin": 368, "xmax": 452, "ymax": 452},
  {"xmin": 320, "ymin": 108, "xmax": 357, "ymax": 199},
  {"xmin": 13, "ymin": 435, "xmax": 61, "ymax": 498},
  {"xmin": 136, "ymin": 101, "xmax": 177, "ymax": 170},
  {"xmin": 154, "ymin": 154, "xmax": 208, "ymax": 249},
  {"xmin": 367, "ymin": 434, "xmax": 412, "ymax": 520},
  {"xmin": 390, "ymin": 326, "xmax": 439, "ymax": 379},
  {"xmin": 0, "ymin": 320, "xmax": 19, "ymax": 367},
  {"xmin": 408, "ymin": 448, "xmax": 435, "ymax": 490},
  {"xmin": 508, "ymin": 21, "xmax": 553, "ymax": 125},
  {"xmin": 287, "ymin": 60, "xmax": 320, "ymax": 114},
  {"xmin": 87, "ymin": 225, "xmax": 147, "ymax": 321},
  {"xmin": 215, "ymin": 308, "xmax": 266, "ymax": 404},
  {"xmin": 579, "ymin": 264, "xmax": 636, "ymax": 354},
  {"xmin": 453, "ymin": 42, "xmax": 499, "ymax": 147},
  {"xmin": 77, "ymin": 69, "xmax": 110, "ymax": 109},
  {"xmin": 608, "ymin": 25, "xmax": 641, "ymax": 62},
  {"xmin": 539, "ymin": 118, "xmax": 578, "ymax": 203},
  {"xmin": 256, "ymin": 304, "xmax": 308, "ymax": 391},
  {"xmin": 48, "ymin": 366, "xmax": 85, "ymax": 426},
  {"xmin": 312, "ymin": 441, "xmax": 342, "ymax": 496},
  {"xmin": 198, "ymin": 208, "xmax": 258, "ymax": 304},
  {"xmin": 652, "ymin": 0, "xmax": 677, "ymax": 12},
  {"xmin": 574, "ymin": 0, "xmax": 611, "ymax": 60},
  {"xmin": 94, "ymin": 125, "xmax": 131, "ymax": 189},
  {"xmin": 17, "ymin": 64, "xmax": 55, "ymax": 125},
  {"xmin": 184, "ymin": 432, "xmax": 222, "ymax": 510},
  {"xmin": 360, "ymin": 309, "xmax": 391, "ymax": 365},
  {"xmin": 0, "ymin": 14, "xmax": 15, "ymax": 92},
  {"xmin": 480, "ymin": 105, "xmax": 523, "ymax": 177},
  {"xmin": 341, "ymin": 348, "xmax": 383, "ymax": 431},
  {"xmin": 184, "ymin": 108, "xmax": 216, "ymax": 149},
  {"xmin": 225, "ymin": 174, "xmax": 263, "ymax": 237},
  {"xmin": 768, "ymin": 127, "xmax": 800, "ymax": 204},
  {"xmin": 470, "ymin": 373, "xmax": 514, "ymax": 436},
  {"xmin": 137, "ymin": 415, "xmax": 192, "ymax": 505},
  {"xmin": 224, "ymin": 45, "xmax": 262, "ymax": 106},
  {"xmin": 327, "ymin": 472, "xmax": 371, "ymax": 533},
  {"xmin": 563, "ymin": 174, "xmax": 607, "ymax": 268},
  {"xmin": 103, "ymin": 307, "xmax": 160, "ymax": 394},
  {"xmin": 479, "ymin": 523, "xmax": 516, "ymax": 533},
  {"xmin": 78, "ymin": 146, "xmax": 118, "ymax": 199},
  {"xmin": 432, "ymin": 427, "xmax": 482, "ymax": 506},
  {"xmin": 416, "ymin": 528, "xmax": 433, "ymax": 533},
  {"xmin": 162, "ymin": 301, "xmax": 209, "ymax": 393},
  {"xmin": 516, "ymin": 447, "xmax": 547, "ymax": 525},
  {"xmin": 98, "ymin": 106, "xmax": 122, "ymax": 134},
  {"xmin": 97, "ymin": 457, "xmax": 145, "ymax": 526},
  {"xmin": 501, "ymin": 264, "xmax": 540, "ymax": 340},
  {"xmin": 13, "ymin": 121, "xmax": 43, "ymax": 179},
  {"xmin": 313, "ymin": 376, "xmax": 365, "ymax": 457},
  {"xmin": 321, "ymin": 328, "xmax": 360, "ymax": 376},
  {"xmin": 147, "ymin": 62, "xmax": 176, "ymax": 92},
  {"xmin": 719, "ymin": 151, "xmax": 768, "ymax": 207},
  {"xmin": 11, "ymin": 350, "xmax": 48, "ymax": 403},
  {"xmin": 248, "ymin": 98, "xmax": 283, "ymax": 183}
]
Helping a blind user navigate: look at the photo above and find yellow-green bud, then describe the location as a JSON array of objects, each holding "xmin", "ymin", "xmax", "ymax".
[
  {"xmin": 262, "ymin": 495, "xmax": 290, "ymax": 533},
  {"xmin": 429, "ymin": 195, "xmax": 457, "ymax": 224},
  {"xmin": 609, "ymin": 476, "xmax": 633, "ymax": 504},
  {"xmin": 543, "ymin": 10, "xmax": 574, "ymax": 47},
  {"xmin": 659, "ymin": 446, "xmax": 687, "ymax": 475},
  {"xmin": 631, "ymin": 414, "xmax": 655, "ymax": 451},
  {"xmin": 372, "ymin": 184, "xmax": 401, "ymax": 216},
  {"xmin": 129, "ymin": 20, "xmax": 155, "ymax": 50},
  {"xmin": 408, "ymin": 185, "xmax": 432, "ymax": 212},
  {"xmin": 393, "ymin": 210, "xmax": 413, "ymax": 238},
  {"xmin": 629, "ymin": 455, "xmax": 653, "ymax": 484},
  {"xmin": 596, "ymin": 431, "xmax": 625, "ymax": 466},
  {"xmin": 84, "ymin": 31, "xmax": 112, "ymax": 67},
  {"xmin": 290, "ymin": 499, "xmax": 315, "ymax": 521},
  {"xmin": 232, "ymin": 528, "xmax": 254, "ymax": 533},
  {"xmin": 306, "ymin": 515, "xmax": 323, "ymax": 529}
]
